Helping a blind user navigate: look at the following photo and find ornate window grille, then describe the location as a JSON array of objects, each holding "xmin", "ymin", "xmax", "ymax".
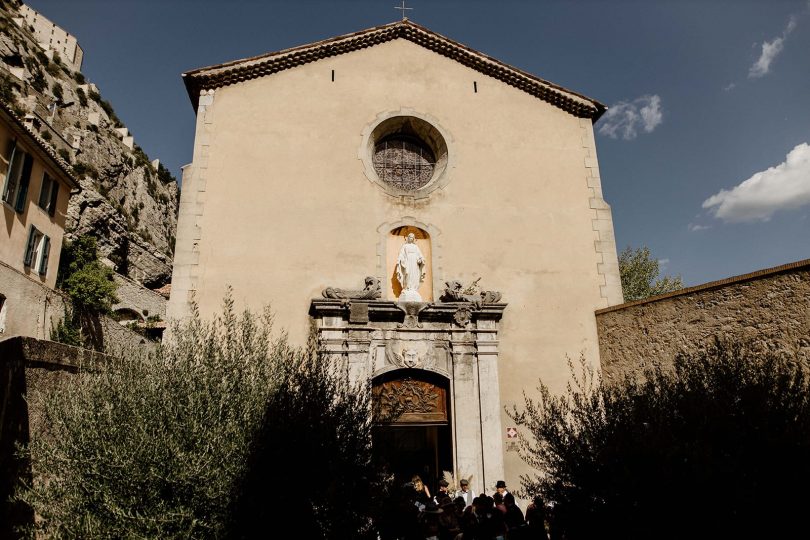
[{"xmin": 372, "ymin": 136, "xmax": 436, "ymax": 191}]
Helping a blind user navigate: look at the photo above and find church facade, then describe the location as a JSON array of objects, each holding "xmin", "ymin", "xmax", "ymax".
[{"xmin": 169, "ymin": 20, "xmax": 623, "ymax": 494}]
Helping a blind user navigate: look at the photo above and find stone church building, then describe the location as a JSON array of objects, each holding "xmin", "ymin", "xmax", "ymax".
[{"xmin": 169, "ymin": 20, "xmax": 624, "ymax": 494}]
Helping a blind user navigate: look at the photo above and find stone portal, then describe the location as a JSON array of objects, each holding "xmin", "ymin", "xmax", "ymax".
[
  {"xmin": 310, "ymin": 298, "xmax": 506, "ymax": 496},
  {"xmin": 372, "ymin": 370, "xmax": 453, "ymax": 492}
]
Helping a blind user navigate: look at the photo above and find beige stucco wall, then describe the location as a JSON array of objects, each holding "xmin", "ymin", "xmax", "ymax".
[
  {"xmin": 596, "ymin": 261, "xmax": 810, "ymax": 381},
  {"xmin": 169, "ymin": 38, "xmax": 622, "ymax": 488},
  {"xmin": 1, "ymin": 120, "xmax": 71, "ymax": 289}
]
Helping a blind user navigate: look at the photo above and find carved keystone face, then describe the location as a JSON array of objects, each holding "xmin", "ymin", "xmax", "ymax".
[{"xmin": 402, "ymin": 348, "xmax": 420, "ymax": 368}]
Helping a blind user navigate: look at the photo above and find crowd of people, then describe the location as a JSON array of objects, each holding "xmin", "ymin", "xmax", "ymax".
[{"xmin": 378, "ymin": 476, "xmax": 552, "ymax": 540}]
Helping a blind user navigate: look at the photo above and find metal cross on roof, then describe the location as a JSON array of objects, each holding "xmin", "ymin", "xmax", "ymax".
[{"xmin": 395, "ymin": 0, "xmax": 413, "ymax": 20}]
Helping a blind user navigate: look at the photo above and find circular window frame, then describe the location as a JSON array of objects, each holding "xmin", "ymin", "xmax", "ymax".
[{"xmin": 359, "ymin": 110, "xmax": 454, "ymax": 199}]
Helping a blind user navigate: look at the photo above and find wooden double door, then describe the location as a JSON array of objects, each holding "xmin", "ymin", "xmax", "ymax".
[{"xmin": 372, "ymin": 370, "xmax": 453, "ymax": 495}]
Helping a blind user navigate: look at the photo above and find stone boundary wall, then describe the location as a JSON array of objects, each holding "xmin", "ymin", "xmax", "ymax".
[
  {"xmin": 0, "ymin": 261, "xmax": 155, "ymax": 351},
  {"xmin": 0, "ymin": 260, "xmax": 68, "ymax": 340},
  {"xmin": 0, "ymin": 336, "xmax": 109, "ymax": 537},
  {"xmin": 596, "ymin": 259, "xmax": 810, "ymax": 380},
  {"xmin": 111, "ymin": 272, "xmax": 167, "ymax": 322}
]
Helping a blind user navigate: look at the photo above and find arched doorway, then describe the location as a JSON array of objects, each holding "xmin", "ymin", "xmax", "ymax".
[{"xmin": 372, "ymin": 369, "xmax": 453, "ymax": 495}]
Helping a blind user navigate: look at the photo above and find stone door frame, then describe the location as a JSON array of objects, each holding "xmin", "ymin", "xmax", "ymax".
[{"xmin": 310, "ymin": 299, "xmax": 506, "ymax": 495}]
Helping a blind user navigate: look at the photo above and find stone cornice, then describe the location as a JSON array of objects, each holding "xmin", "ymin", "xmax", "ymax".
[
  {"xmin": 182, "ymin": 19, "xmax": 605, "ymax": 121},
  {"xmin": 309, "ymin": 299, "xmax": 507, "ymax": 324}
]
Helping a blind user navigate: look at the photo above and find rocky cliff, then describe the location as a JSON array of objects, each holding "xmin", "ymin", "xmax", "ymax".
[{"xmin": 0, "ymin": 3, "xmax": 178, "ymax": 287}]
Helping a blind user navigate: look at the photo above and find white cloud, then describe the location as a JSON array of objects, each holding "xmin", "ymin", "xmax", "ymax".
[
  {"xmin": 657, "ymin": 258, "xmax": 670, "ymax": 268},
  {"xmin": 749, "ymin": 16, "xmax": 797, "ymax": 78},
  {"xmin": 598, "ymin": 95, "xmax": 663, "ymax": 140},
  {"xmin": 702, "ymin": 142, "xmax": 810, "ymax": 222},
  {"xmin": 723, "ymin": 82, "xmax": 736, "ymax": 92},
  {"xmin": 688, "ymin": 223, "xmax": 711, "ymax": 232}
]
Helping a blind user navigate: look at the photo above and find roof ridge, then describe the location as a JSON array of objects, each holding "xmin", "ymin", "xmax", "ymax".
[{"xmin": 182, "ymin": 20, "xmax": 605, "ymax": 121}]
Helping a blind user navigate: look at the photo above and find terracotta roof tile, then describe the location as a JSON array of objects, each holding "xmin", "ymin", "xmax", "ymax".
[
  {"xmin": 183, "ymin": 19, "xmax": 605, "ymax": 121},
  {"xmin": 0, "ymin": 100, "xmax": 80, "ymax": 190}
]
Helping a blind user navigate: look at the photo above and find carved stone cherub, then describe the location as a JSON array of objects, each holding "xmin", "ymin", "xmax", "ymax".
[{"xmin": 322, "ymin": 276, "xmax": 382, "ymax": 300}]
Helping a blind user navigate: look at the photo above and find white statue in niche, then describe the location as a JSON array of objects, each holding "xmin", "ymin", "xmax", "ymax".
[{"xmin": 396, "ymin": 233, "xmax": 426, "ymax": 302}]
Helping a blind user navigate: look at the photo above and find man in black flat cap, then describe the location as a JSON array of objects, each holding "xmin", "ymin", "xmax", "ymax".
[{"xmin": 434, "ymin": 478, "xmax": 451, "ymax": 504}]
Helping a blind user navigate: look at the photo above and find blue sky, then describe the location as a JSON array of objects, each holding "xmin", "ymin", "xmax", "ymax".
[{"xmin": 27, "ymin": 0, "xmax": 810, "ymax": 286}]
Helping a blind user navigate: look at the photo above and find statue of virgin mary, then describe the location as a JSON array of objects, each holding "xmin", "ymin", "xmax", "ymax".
[{"xmin": 396, "ymin": 233, "xmax": 426, "ymax": 302}]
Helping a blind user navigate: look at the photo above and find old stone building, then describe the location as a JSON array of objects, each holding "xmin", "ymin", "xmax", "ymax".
[
  {"xmin": 0, "ymin": 100, "xmax": 79, "ymax": 338},
  {"xmin": 13, "ymin": 2, "xmax": 84, "ymax": 71},
  {"xmin": 170, "ymin": 20, "xmax": 623, "ymax": 493}
]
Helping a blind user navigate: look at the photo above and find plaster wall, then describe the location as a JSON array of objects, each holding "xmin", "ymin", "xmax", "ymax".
[{"xmin": 170, "ymin": 39, "xmax": 622, "ymax": 489}]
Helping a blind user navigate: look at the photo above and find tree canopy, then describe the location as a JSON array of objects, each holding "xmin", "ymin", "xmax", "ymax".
[{"xmin": 618, "ymin": 246, "xmax": 683, "ymax": 301}]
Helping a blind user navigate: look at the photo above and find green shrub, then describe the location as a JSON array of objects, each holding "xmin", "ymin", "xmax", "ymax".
[
  {"xmin": 29, "ymin": 68, "xmax": 46, "ymax": 93},
  {"xmin": 33, "ymin": 49, "xmax": 49, "ymax": 66},
  {"xmin": 44, "ymin": 59, "xmax": 60, "ymax": 76},
  {"xmin": 509, "ymin": 341, "xmax": 810, "ymax": 539},
  {"xmin": 57, "ymin": 148, "xmax": 72, "ymax": 163},
  {"xmin": 76, "ymin": 87, "xmax": 87, "ymax": 107},
  {"xmin": 157, "ymin": 162, "xmax": 176, "ymax": 184},
  {"xmin": 57, "ymin": 236, "xmax": 118, "ymax": 313},
  {"xmin": 15, "ymin": 294, "xmax": 380, "ymax": 539},
  {"xmin": 71, "ymin": 161, "xmax": 99, "ymax": 180},
  {"xmin": 39, "ymin": 130, "xmax": 51, "ymax": 141},
  {"xmin": 50, "ymin": 309, "xmax": 83, "ymax": 347},
  {"xmin": 0, "ymin": 71, "xmax": 19, "ymax": 104},
  {"xmin": 73, "ymin": 71, "xmax": 86, "ymax": 84}
]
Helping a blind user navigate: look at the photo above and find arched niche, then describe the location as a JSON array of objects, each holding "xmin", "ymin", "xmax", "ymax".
[{"xmin": 386, "ymin": 226, "xmax": 432, "ymax": 301}]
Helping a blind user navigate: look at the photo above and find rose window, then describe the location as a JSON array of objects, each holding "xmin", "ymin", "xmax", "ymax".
[{"xmin": 372, "ymin": 136, "xmax": 436, "ymax": 191}]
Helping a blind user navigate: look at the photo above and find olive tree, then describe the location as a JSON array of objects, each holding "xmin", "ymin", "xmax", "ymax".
[
  {"xmin": 618, "ymin": 246, "xmax": 682, "ymax": 301},
  {"xmin": 509, "ymin": 341, "xmax": 810, "ymax": 539},
  {"xmin": 17, "ymin": 293, "xmax": 381, "ymax": 539}
]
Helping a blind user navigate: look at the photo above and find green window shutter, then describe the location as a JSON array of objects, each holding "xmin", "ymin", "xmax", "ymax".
[
  {"xmin": 2, "ymin": 141, "xmax": 17, "ymax": 203},
  {"xmin": 14, "ymin": 153, "xmax": 34, "ymax": 213},
  {"xmin": 23, "ymin": 226, "xmax": 36, "ymax": 267},
  {"xmin": 48, "ymin": 178, "xmax": 59, "ymax": 216},
  {"xmin": 39, "ymin": 235, "xmax": 51, "ymax": 275},
  {"xmin": 38, "ymin": 173, "xmax": 51, "ymax": 209}
]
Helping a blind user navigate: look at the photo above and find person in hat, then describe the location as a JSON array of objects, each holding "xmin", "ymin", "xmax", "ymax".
[
  {"xmin": 457, "ymin": 478, "xmax": 476, "ymax": 508},
  {"xmin": 419, "ymin": 500, "xmax": 444, "ymax": 539},
  {"xmin": 494, "ymin": 480, "xmax": 509, "ymax": 498},
  {"xmin": 434, "ymin": 478, "xmax": 451, "ymax": 504}
]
